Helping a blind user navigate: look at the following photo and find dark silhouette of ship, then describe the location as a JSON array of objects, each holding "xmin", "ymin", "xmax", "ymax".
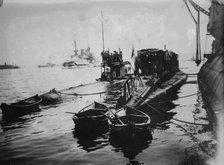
[{"xmin": 0, "ymin": 62, "xmax": 20, "ymax": 69}]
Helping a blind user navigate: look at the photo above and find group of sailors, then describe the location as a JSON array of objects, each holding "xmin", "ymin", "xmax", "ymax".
[
  {"xmin": 100, "ymin": 50, "xmax": 125, "ymax": 80},
  {"xmin": 101, "ymin": 50, "xmax": 123, "ymax": 65}
]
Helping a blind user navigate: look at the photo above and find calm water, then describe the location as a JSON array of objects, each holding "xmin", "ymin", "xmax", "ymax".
[{"xmin": 0, "ymin": 62, "xmax": 211, "ymax": 165}]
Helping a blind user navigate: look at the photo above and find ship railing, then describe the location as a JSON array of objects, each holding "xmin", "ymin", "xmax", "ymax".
[{"xmin": 122, "ymin": 75, "xmax": 144, "ymax": 102}]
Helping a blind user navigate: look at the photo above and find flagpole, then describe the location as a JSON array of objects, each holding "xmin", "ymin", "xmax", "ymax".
[
  {"xmin": 101, "ymin": 11, "xmax": 105, "ymax": 51},
  {"xmin": 119, "ymin": 38, "xmax": 120, "ymax": 53}
]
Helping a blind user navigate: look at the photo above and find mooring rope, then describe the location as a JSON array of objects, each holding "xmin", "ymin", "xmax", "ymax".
[
  {"xmin": 178, "ymin": 91, "xmax": 201, "ymax": 98},
  {"xmin": 137, "ymin": 97, "xmax": 208, "ymax": 126},
  {"xmin": 58, "ymin": 91, "xmax": 107, "ymax": 96},
  {"xmin": 146, "ymin": 91, "xmax": 201, "ymax": 105}
]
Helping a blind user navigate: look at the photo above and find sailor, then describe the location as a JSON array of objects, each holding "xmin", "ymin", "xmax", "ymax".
[
  {"xmin": 113, "ymin": 51, "xmax": 118, "ymax": 62},
  {"xmin": 119, "ymin": 51, "xmax": 123, "ymax": 62}
]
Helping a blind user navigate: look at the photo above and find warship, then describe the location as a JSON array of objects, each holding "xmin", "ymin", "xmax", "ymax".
[{"xmin": 63, "ymin": 39, "xmax": 95, "ymax": 69}]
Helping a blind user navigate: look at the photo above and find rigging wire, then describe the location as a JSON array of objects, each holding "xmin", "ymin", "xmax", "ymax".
[
  {"xmin": 175, "ymin": 91, "xmax": 201, "ymax": 99},
  {"xmin": 203, "ymin": 33, "xmax": 208, "ymax": 55}
]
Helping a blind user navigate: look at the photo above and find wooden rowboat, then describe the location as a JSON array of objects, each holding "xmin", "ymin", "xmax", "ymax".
[
  {"xmin": 0, "ymin": 95, "xmax": 42, "ymax": 119},
  {"xmin": 39, "ymin": 88, "xmax": 61, "ymax": 105},
  {"xmin": 72, "ymin": 101, "xmax": 109, "ymax": 132},
  {"xmin": 109, "ymin": 106, "xmax": 151, "ymax": 138}
]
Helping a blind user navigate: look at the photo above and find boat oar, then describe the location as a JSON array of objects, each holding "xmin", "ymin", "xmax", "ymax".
[
  {"xmin": 108, "ymin": 108, "xmax": 124, "ymax": 125},
  {"xmin": 101, "ymin": 112, "xmax": 114, "ymax": 122},
  {"xmin": 79, "ymin": 102, "xmax": 94, "ymax": 113},
  {"xmin": 66, "ymin": 112, "xmax": 76, "ymax": 114}
]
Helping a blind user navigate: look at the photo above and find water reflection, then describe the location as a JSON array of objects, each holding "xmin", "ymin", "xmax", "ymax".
[
  {"xmin": 0, "ymin": 106, "xmax": 41, "ymax": 123},
  {"xmin": 139, "ymin": 94, "xmax": 177, "ymax": 129},
  {"xmin": 73, "ymin": 128, "xmax": 109, "ymax": 152},
  {"xmin": 110, "ymin": 131, "xmax": 152, "ymax": 160},
  {"xmin": 195, "ymin": 92, "xmax": 212, "ymax": 133},
  {"xmin": 1, "ymin": 119, "xmax": 28, "ymax": 131},
  {"xmin": 103, "ymin": 81, "xmax": 123, "ymax": 105},
  {"xmin": 0, "ymin": 112, "xmax": 41, "ymax": 131},
  {"xmin": 126, "ymin": 160, "xmax": 145, "ymax": 165}
]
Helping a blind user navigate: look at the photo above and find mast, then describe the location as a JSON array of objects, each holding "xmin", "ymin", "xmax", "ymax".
[
  {"xmin": 196, "ymin": 11, "xmax": 201, "ymax": 65},
  {"xmin": 118, "ymin": 38, "xmax": 121, "ymax": 53},
  {"xmin": 74, "ymin": 34, "xmax": 78, "ymax": 56},
  {"xmin": 183, "ymin": 0, "xmax": 209, "ymax": 66},
  {"xmin": 101, "ymin": 11, "xmax": 105, "ymax": 51}
]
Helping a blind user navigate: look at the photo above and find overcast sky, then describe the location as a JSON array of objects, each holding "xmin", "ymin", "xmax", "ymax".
[{"xmin": 0, "ymin": 0, "xmax": 211, "ymax": 66}]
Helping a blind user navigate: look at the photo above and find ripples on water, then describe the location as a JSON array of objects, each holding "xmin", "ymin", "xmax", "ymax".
[{"xmin": 0, "ymin": 62, "xmax": 211, "ymax": 165}]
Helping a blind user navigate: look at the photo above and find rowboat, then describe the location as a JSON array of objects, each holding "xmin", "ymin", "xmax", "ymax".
[
  {"xmin": 0, "ymin": 95, "xmax": 42, "ymax": 119},
  {"xmin": 39, "ymin": 88, "xmax": 61, "ymax": 105},
  {"xmin": 72, "ymin": 102, "xmax": 109, "ymax": 132},
  {"xmin": 108, "ymin": 106, "xmax": 151, "ymax": 138}
]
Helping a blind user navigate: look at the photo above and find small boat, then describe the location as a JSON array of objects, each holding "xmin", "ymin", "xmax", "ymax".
[
  {"xmin": 62, "ymin": 59, "xmax": 89, "ymax": 69},
  {"xmin": 72, "ymin": 102, "xmax": 109, "ymax": 132},
  {"xmin": 38, "ymin": 62, "xmax": 56, "ymax": 68},
  {"xmin": 39, "ymin": 88, "xmax": 61, "ymax": 105},
  {"xmin": 38, "ymin": 56, "xmax": 56, "ymax": 68},
  {"xmin": 109, "ymin": 106, "xmax": 151, "ymax": 138},
  {"xmin": 0, "ymin": 95, "xmax": 42, "ymax": 119}
]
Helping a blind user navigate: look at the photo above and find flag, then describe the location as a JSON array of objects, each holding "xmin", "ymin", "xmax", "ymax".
[
  {"xmin": 131, "ymin": 44, "xmax": 136, "ymax": 73},
  {"xmin": 131, "ymin": 44, "xmax": 135, "ymax": 60}
]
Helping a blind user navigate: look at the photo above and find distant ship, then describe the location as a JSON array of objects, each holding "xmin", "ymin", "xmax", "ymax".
[
  {"xmin": 38, "ymin": 56, "xmax": 57, "ymax": 68},
  {"xmin": 38, "ymin": 62, "xmax": 56, "ymax": 68},
  {"xmin": 62, "ymin": 39, "xmax": 95, "ymax": 69},
  {"xmin": 0, "ymin": 62, "xmax": 20, "ymax": 70}
]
